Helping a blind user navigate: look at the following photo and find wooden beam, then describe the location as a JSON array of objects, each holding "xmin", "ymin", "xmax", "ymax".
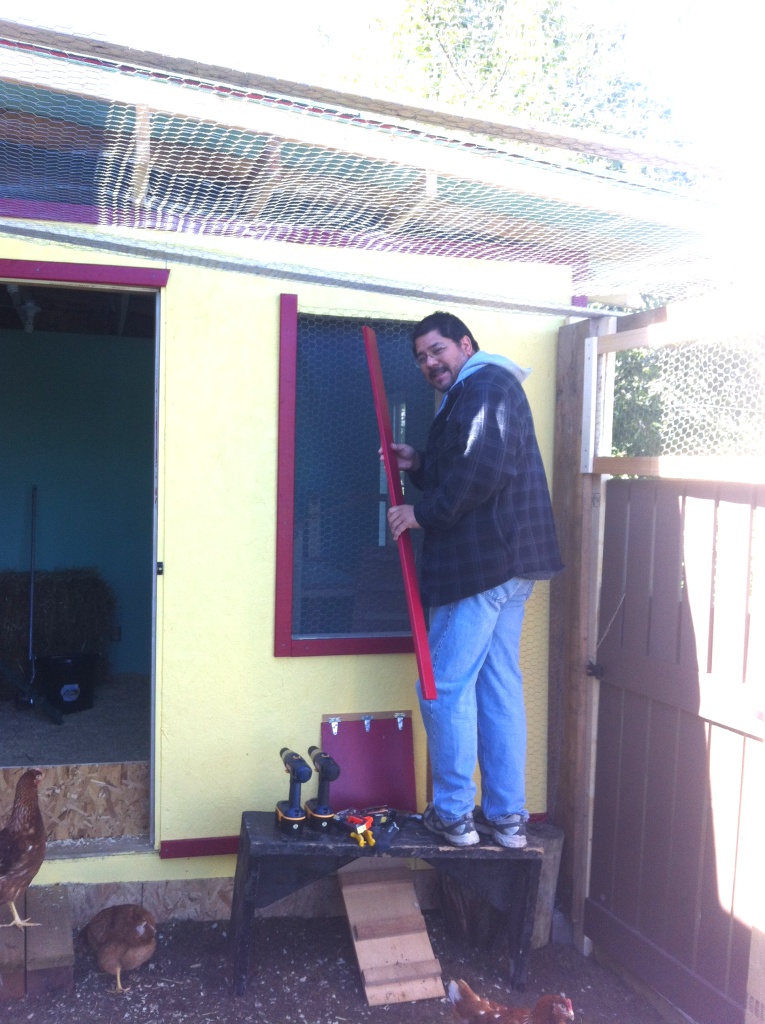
[
  {"xmin": 593, "ymin": 456, "xmax": 765, "ymax": 484},
  {"xmin": 25, "ymin": 887, "xmax": 74, "ymax": 996},
  {"xmin": 550, "ymin": 314, "xmax": 616, "ymax": 951},
  {"xmin": 132, "ymin": 104, "xmax": 152, "ymax": 205},
  {"xmin": 614, "ymin": 305, "xmax": 668, "ymax": 333},
  {"xmin": 353, "ymin": 914, "xmax": 427, "ymax": 942},
  {"xmin": 240, "ymin": 137, "xmax": 283, "ymax": 218},
  {"xmin": 597, "ymin": 322, "xmax": 683, "ymax": 354},
  {"xmin": 598, "ymin": 297, "xmax": 755, "ymax": 353},
  {"xmin": 0, "ymin": 107, "xmax": 104, "ymax": 148}
]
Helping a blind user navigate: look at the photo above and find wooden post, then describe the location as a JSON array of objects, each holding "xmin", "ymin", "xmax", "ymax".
[
  {"xmin": 549, "ymin": 315, "xmax": 612, "ymax": 949},
  {"xmin": 549, "ymin": 306, "xmax": 668, "ymax": 950},
  {"xmin": 25, "ymin": 886, "xmax": 75, "ymax": 996},
  {"xmin": 0, "ymin": 896, "xmax": 26, "ymax": 1000}
]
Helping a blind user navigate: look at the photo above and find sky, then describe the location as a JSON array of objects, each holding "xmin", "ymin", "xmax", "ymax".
[{"xmin": 0, "ymin": 0, "xmax": 760, "ymax": 155}]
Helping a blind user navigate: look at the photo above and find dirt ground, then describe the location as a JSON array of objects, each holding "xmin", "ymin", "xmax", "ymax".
[{"xmin": 2, "ymin": 912, "xmax": 672, "ymax": 1024}]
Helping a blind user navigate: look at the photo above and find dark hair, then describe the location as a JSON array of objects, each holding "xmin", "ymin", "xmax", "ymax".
[{"xmin": 411, "ymin": 311, "xmax": 480, "ymax": 354}]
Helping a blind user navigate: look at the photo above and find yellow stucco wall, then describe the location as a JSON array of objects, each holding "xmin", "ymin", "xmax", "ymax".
[{"xmin": 2, "ymin": 230, "xmax": 568, "ymax": 884}]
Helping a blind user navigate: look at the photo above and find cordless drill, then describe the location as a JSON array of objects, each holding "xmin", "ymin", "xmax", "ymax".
[
  {"xmin": 275, "ymin": 748, "xmax": 312, "ymax": 835},
  {"xmin": 304, "ymin": 745, "xmax": 341, "ymax": 832}
]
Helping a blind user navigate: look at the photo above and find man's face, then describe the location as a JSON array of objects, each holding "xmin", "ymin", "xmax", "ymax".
[{"xmin": 414, "ymin": 330, "xmax": 474, "ymax": 393}]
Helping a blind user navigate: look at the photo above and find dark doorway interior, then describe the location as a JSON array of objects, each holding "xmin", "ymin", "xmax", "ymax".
[{"xmin": 0, "ymin": 282, "xmax": 156, "ymax": 771}]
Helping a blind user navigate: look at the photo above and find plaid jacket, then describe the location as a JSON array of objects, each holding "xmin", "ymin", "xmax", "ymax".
[{"xmin": 409, "ymin": 362, "xmax": 563, "ymax": 607}]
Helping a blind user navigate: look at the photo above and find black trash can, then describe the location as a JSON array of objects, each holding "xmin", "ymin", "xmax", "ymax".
[{"xmin": 35, "ymin": 654, "xmax": 97, "ymax": 713}]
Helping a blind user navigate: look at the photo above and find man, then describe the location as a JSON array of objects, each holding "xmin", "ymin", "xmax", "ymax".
[{"xmin": 387, "ymin": 311, "xmax": 563, "ymax": 847}]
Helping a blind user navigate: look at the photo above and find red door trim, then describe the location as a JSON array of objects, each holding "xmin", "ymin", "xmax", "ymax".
[{"xmin": 0, "ymin": 258, "xmax": 169, "ymax": 288}]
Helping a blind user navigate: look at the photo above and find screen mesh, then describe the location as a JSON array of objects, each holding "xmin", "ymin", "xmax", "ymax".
[{"xmin": 292, "ymin": 314, "xmax": 430, "ymax": 639}]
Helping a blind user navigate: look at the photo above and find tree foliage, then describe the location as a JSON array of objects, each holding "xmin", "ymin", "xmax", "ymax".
[
  {"xmin": 391, "ymin": 0, "xmax": 674, "ymax": 140},
  {"xmin": 611, "ymin": 340, "xmax": 765, "ymax": 458},
  {"xmin": 611, "ymin": 349, "xmax": 663, "ymax": 458}
]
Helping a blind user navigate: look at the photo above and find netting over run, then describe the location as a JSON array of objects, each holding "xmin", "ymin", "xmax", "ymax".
[
  {"xmin": 0, "ymin": 20, "xmax": 751, "ymax": 311},
  {"xmin": 612, "ymin": 333, "xmax": 765, "ymax": 459}
]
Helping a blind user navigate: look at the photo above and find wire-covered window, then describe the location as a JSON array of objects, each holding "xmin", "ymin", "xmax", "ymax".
[{"xmin": 275, "ymin": 295, "xmax": 433, "ymax": 656}]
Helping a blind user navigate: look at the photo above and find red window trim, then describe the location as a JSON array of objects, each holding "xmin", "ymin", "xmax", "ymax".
[
  {"xmin": 0, "ymin": 258, "xmax": 169, "ymax": 289},
  {"xmin": 273, "ymin": 293, "xmax": 415, "ymax": 658},
  {"xmin": 159, "ymin": 836, "xmax": 239, "ymax": 859}
]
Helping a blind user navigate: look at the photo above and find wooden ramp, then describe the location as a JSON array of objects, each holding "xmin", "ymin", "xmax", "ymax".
[
  {"xmin": 338, "ymin": 860, "xmax": 445, "ymax": 1006},
  {"xmin": 0, "ymin": 887, "xmax": 74, "ymax": 1000}
]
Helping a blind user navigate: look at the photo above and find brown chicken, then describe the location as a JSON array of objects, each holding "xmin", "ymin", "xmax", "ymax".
[
  {"xmin": 448, "ymin": 979, "xmax": 575, "ymax": 1024},
  {"xmin": 0, "ymin": 767, "xmax": 46, "ymax": 929},
  {"xmin": 83, "ymin": 903, "xmax": 157, "ymax": 993}
]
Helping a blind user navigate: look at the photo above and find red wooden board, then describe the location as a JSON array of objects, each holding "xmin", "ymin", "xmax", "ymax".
[
  {"xmin": 362, "ymin": 326, "xmax": 436, "ymax": 700},
  {"xmin": 320, "ymin": 716, "xmax": 417, "ymax": 813}
]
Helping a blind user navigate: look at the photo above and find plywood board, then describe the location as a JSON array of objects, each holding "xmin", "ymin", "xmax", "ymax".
[
  {"xmin": 338, "ymin": 860, "xmax": 444, "ymax": 1006},
  {"xmin": 0, "ymin": 893, "xmax": 26, "ymax": 1000},
  {"xmin": 25, "ymin": 886, "xmax": 74, "ymax": 996},
  {"xmin": 320, "ymin": 714, "xmax": 416, "ymax": 812},
  {"xmin": 25, "ymin": 886, "xmax": 74, "ymax": 969},
  {"xmin": 0, "ymin": 763, "xmax": 149, "ymax": 841}
]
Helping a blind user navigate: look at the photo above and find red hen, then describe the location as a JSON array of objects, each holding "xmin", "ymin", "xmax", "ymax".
[
  {"xmin": 83, "ymin": 904, "xmax": 157, "ymax": 993},
  {"xmin": 0, "ymin": 768, "xmax": 46, "ymax": 929},
  {"xmin": 448, "ymin": 978, "xmax": 575, "ymax": 1024}
]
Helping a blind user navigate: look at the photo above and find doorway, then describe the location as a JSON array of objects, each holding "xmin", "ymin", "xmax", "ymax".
[{"xmin": 0, "ymin": 277, "xmax": 158, "ymax": 843}]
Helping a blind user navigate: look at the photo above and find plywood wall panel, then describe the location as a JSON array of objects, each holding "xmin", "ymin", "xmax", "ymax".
[{"xmin": 0, "ymin": 763, "xmax": 149, "ymax": 841}]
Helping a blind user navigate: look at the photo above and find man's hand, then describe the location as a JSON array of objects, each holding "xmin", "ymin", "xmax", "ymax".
[
  {"xmin": 387, "ymin": 504, "xmax": 420, "ymax": 541},
  {"xmin": 380, "ymin": 443, "xmax": 421, "ymax": 473}
]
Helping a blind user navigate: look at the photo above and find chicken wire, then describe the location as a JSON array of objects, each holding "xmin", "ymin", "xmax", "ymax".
[
  {"xmin": 292, "ymin": 313, "xmax": 428, "ymax": 640},
  {"xmin": 0, "ymin": 20, "xmax": 744, "ymax": 313},
  {"xmin": 289, "ymin": 310, "xmax": 552, "ymax": 812},
  {"xmin": 612, "ymin": 333, "xmax": 765, "ymax": 458}
]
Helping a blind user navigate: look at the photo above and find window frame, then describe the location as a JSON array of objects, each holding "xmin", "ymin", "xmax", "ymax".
[{"xmin": 274, "ymin": 293, "xmax": 416, "ymax": 658}]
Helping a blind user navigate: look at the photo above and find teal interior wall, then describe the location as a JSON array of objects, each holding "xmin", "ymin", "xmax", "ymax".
[{"xmin": 0, "ymin": 330, "xmax": 155, "ymax": 674}]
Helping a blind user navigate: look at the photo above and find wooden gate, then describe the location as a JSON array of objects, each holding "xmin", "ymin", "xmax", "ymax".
[{"xmin": 584, "ymin": 478, "xmax": 764, "ymax": 1024}]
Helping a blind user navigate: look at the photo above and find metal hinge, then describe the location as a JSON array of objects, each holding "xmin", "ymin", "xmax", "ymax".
[{"xmin": 157, "ymin": 561, "xmax": 164, "ymax": 576}]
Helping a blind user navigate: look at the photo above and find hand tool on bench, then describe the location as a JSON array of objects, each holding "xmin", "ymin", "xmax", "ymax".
[
  {"xmin": 334, "ymin": 810, "xmax": 376, "ymax": 847},
  {"xmin": 305, "ymin": 746, "xmax": 341, "ymax": 832},
  {"xmin": 276, "ymin": 748, "xmax": 312, "ymax": 835},
  {"xmin": 360, "ymin": 806, "xmax": 400, "ymax": 849}
]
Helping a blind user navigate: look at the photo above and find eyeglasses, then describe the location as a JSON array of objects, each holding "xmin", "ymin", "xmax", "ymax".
[{"xmin": 414, "ymin": 343, "xmax": 448, "ymax": 368}]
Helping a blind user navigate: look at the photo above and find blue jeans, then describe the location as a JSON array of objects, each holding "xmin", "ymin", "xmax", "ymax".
[{"xmin": 417, "ymin": 577, "xmax": 534, "ymax": 823}]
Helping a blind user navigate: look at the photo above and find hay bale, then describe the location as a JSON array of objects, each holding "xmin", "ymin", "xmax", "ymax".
[{"xmin": 0, "ymin": 569, "xmax": 116, "ymax": 686}]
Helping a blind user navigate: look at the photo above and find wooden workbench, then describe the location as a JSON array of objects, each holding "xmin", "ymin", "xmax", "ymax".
[{"xmin": 229, "ymin": 811, "xmax": 546, "ymax": 997}]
